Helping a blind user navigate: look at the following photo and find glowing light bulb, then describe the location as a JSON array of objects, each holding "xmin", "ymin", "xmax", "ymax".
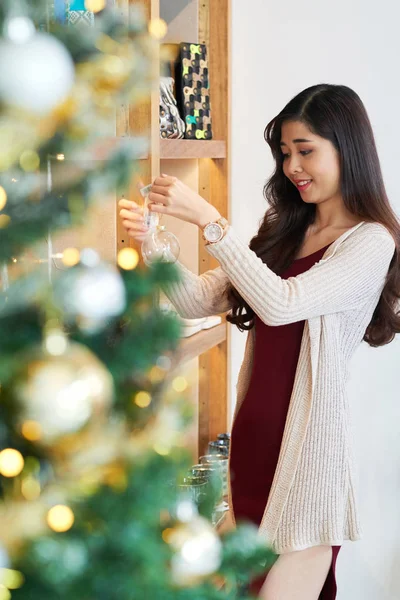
[
  {"xmin": 0, "ymin": 449, "xmax": 24, "ymax": 477},
  {"xmin": 47, "ymin": 505, "xmax": 75, "ymax": 532}
]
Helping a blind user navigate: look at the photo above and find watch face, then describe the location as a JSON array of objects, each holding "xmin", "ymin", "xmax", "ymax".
[{"xmin": 205, "ymin": 223, "xmax": 222, "ymax": 242}]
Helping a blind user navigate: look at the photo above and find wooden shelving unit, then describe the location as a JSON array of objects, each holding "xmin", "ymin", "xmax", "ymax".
[
  {"xmin": 160, "ymin": 139, "xmax": 226, "ymax": 159},
  {"xmin": 116, "ymin": 0, "xmax": 230, "ymax": 458},
  {"xmin": 84, "ymin": 137, "xmax": 226, "ymax": 161},
  {"xmin": 172, "ymin": 323, "xmax": 227, "ymax": 367}
]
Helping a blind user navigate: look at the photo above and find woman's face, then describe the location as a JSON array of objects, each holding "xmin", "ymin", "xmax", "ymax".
[{"xmin": 280, "ymin": 120, "xmax": 342, "ymax": 205}]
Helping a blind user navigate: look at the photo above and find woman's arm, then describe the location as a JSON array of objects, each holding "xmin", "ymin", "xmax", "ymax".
[
  {"xmin": 205, "ymin": 224, "xmax": 395, "ymax": 326},
  {"xmin": 161, "ymin": 260, "xmax": 231, "ymax": 319}
]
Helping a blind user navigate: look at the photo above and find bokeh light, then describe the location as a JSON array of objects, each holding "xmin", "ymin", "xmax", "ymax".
[
  {"xmin": 47, "ymin": 505, "xmax": 75, "ymax": 532},
  {"xmin": 0, "ymin": 215, "xmax": 11, "ymax": 229},
  {"xmin": 0, "ymin": 186, "xmax": 7, "ymax": 210},
  {"xmin": 44, "ymin": 329, "xmax": 68, "ymax": 356},
  {"xmin": 0, "ymin": 568, "xmax": 24, "ymax": 590},
  {"xmin": 134, "ymin": 391, "xmax": 151, "ymax": 408},
  {"xmin": 62, "ymin": 247, "xmax": 80, "ymax": 267},
  {"xmin": 172, "ymin": 376, "xmax": 188, "ymax": 393},
  {"xmin": 117, "ymin": 247, "xmax": 139, "ymax": 270},
  {"xmin": 19, "ymin": 150, "xmax": 40, "ymax": 172},
  {"xmin": 0, "ymin": 449, "xmax": 24, "ymax": 477},
  {"xmin": 21, "ymin": 420, "xmax": 42, "ymax": 442},
  {"xmin": 148, "ymin": 19, "xmax": 168, "ymax": 40},
  {"xmin": 21, "ymin": 476, "xmax": 41, "ymax": 500}
]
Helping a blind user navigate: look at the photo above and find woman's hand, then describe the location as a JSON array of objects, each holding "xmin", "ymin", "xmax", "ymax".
[
  {"xmin": 147, "ymin": 174, "xmax": 221, "ymax": 227},
  {"xmin": 118, "ymin": 195, "xmax": 149, "ymax": 243}
]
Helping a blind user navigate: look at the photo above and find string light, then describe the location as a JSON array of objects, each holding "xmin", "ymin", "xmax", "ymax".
[
  {"xmin": 21, "ymin": 476, "xmax": 41, "ymax": 500},
  {"xmin": 0, "ymin": 215, "xmax": 10, "ymax": 229},
  {"xmin": 0, "ymin": 568, "xmax": 24, "ymax": 590},
  {"xmin": 134, "ymin": 391, "xmax": 151, "ymax": 408},
  {"xmin": 0, "ymin": 449, "xmax": 24, "ymax": 477},
  {"xmin": 117, "ymin": 248, "xmax": 139, "ymax": 270},
  {"xmin": 162, "ymin": 527, "xmax": 174, "ymax": 543},
  {"xmin": 21, "ymin": 420, "xmax": 42, "ymax": 441},
  {"xmin": 0, "ymin": 187, "xmax": 7, "ymax": 210},
  {"xmin": 44, "ymin": 329, "xmax": 68, "ymax": 356},
  {"xmin": 47, "ymin": 505, "xmax": 75, "ymax": 532},
  {"xmin": 148, "ymin": 19, "xmax": 168, "ymax": 40},
  {"xmin": 19, "ymin": 150, "xmax": 40, "ymax": 172},
  {"xmin": 62, "ymin": 247, "xmax": 80, "ymax": 267},
  {"xmin": 172, "ymin": 376, "xmax": 188, "ymax": 393},
  {"xmin": 148, "ymin": 365, "xmax": 165, "ymax": 384}
]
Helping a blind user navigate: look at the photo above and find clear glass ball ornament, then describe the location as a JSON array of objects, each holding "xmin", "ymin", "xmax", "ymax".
[{"xmin": 141, "ymin": 225, "xmax": 180, "ymax": 266}]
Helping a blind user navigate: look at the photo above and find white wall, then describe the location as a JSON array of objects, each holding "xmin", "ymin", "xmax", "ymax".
[{"xmin": 230, "ymin": 1, "xmax": 400, "ymax": 598}]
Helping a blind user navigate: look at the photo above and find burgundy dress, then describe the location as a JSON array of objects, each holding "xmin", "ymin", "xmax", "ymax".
[{"xmin": 230, "ymin": 243, "xmax": 341, "ymax": 598}]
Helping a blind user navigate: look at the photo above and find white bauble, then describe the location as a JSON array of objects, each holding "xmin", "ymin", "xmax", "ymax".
[
  {"xmin": 167, "ymin": 501, "xmax": 222, "ymax": 586},
  {"xmin": 55, "ymin": 252, "xmax": 126, "ymax": 334},
  {"xmin": 0, "ymin": 32, "xmax": 75, "ymax": 115}
]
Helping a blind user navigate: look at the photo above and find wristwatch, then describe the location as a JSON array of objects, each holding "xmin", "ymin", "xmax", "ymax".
[{"xmin": 202, "ymin": 216, "xmax": 229, "ymax": 244}]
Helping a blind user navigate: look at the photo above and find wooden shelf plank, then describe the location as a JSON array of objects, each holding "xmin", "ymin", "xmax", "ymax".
[
  {"xmin": 76, "ymin": 138, "xmax": 226, "ymax": 162},
  {"xmin": 76, "ymin": 137, "xmax": 149, "ymax": 162},
  {"xmin": 172, "ymin": 322, "xmax": 226, "ymax": 367},
  {"xmin": 160, "ymin": 139, "xmax": 226, "ymax": 159}
]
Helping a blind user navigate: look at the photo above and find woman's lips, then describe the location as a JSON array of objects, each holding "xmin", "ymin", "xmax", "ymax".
[{"xmin": 296, "ymin": 180, "xmax": 312, "ymax": 192}]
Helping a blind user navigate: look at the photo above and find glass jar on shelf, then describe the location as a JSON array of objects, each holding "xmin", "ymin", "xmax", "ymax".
[
  {"xmin": 200, "ymin": 454, "xmax": 229, "ymax": 499},
  {"xmin": 208, "ymin": 439, "xmax": 229, "ymax": 456},
  {"xmin": 178, "ymin": 475, "xmax": 208, "ymax": 506}
]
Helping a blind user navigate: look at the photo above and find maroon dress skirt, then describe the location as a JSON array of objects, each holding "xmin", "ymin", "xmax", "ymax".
[{"xmin": 229, "ymin": 243, "xmax": 341, "ymax": 598}]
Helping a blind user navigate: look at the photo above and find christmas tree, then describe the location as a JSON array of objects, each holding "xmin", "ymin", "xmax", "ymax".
[{"xmin": 0, "ymin": 2, "xmax": 276, "ymax": 598}]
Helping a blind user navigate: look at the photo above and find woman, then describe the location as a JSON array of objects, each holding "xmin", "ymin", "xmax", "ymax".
[{"xmin": 119, "ymin": 84, "xmax": 400, "ymax": 599}]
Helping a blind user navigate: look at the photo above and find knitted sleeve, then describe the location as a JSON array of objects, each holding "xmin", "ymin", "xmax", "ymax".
[
  {"xmin": 205, "ymin": 225, "xmax": 396, "ymax": 326},
  {"xmin": 161, "ymin": 260, "xmax": 231, "ymax": 319}
]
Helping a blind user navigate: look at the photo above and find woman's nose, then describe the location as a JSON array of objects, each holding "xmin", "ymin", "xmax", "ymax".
[{"xmin": 287, "ymin": 156, "xmax": 303, "ymax": 174}]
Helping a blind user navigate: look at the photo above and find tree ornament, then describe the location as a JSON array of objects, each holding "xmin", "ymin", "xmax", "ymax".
[
  {"xmin": 14, "ymin": 335, "xmax": 113, "ymax": 448},
  {"xmin": 0, "ymin": 23, "xmax": 75, "ymax": 115},
  {"xmin": 54, "ymin": 249, "xmax": 126, "ymax": 333},
  {"xmin": 165, "ymin": 499, "xmax": 222, "ymax": 586},
  {"xmin": 139, "ymin": 185, "xmax": 180, "ymax": 266},
  {"xmin": 141, "ymin": 225, "xmax": 181, "ymax": 266}
]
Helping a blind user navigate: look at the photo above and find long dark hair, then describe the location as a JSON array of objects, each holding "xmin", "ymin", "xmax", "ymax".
[{"xmin": 226, "ymin": 83, "xmax": 400, "ymax": 347}]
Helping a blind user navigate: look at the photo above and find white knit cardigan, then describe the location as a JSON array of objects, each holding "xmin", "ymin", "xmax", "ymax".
[{"xmin": 162, "ymin": 221, "xmax": 396, "ymax": 554}]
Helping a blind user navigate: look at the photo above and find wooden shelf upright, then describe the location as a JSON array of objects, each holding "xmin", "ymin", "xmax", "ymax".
[{"xmin": 116, "ymin": 0, "xmax": 231, "ymax": 458}]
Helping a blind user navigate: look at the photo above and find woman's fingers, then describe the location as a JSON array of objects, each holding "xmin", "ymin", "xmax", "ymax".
[
  {"xmin": 120, "ymin": 210, "xmax": 145, "ymax": 228},
  {"xmin": 118, "ymin": 197, "xmax": 142, "ymax": 212},
  {"xmin": 121, "ymin": 217, "xmax": 147, "ymax": 229},
  {"xmin": 148, "ymin": 191, "xmax": 168, "ymax": 205},
  {"xmin": 153, "ymin": 174, "xmax": 176, "ymax": 187},
  {"xmin": 150, "ymin": 184, "xmax": 171, "ymax": 196},
  {"xmin": 118, "ymin": 181, "xmax": 151, "ymax": 242},
  {"xmin": 119, "ymin": 207, "xmax": 143, "ymax": 219}
]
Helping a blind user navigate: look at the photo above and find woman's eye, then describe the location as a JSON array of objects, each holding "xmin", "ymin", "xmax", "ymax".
[{"xmin": 282, "ymin": 150, "xmax": 312, "ymax": 160}]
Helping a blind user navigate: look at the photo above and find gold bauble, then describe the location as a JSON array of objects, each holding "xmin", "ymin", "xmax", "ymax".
[
  {"xmin": 14, "ymin": 341, "xmax": 113, "ymax": 449},
  {"xmin": 165, "ymin": 501, "xmax": 222, "ymax": 586}
]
